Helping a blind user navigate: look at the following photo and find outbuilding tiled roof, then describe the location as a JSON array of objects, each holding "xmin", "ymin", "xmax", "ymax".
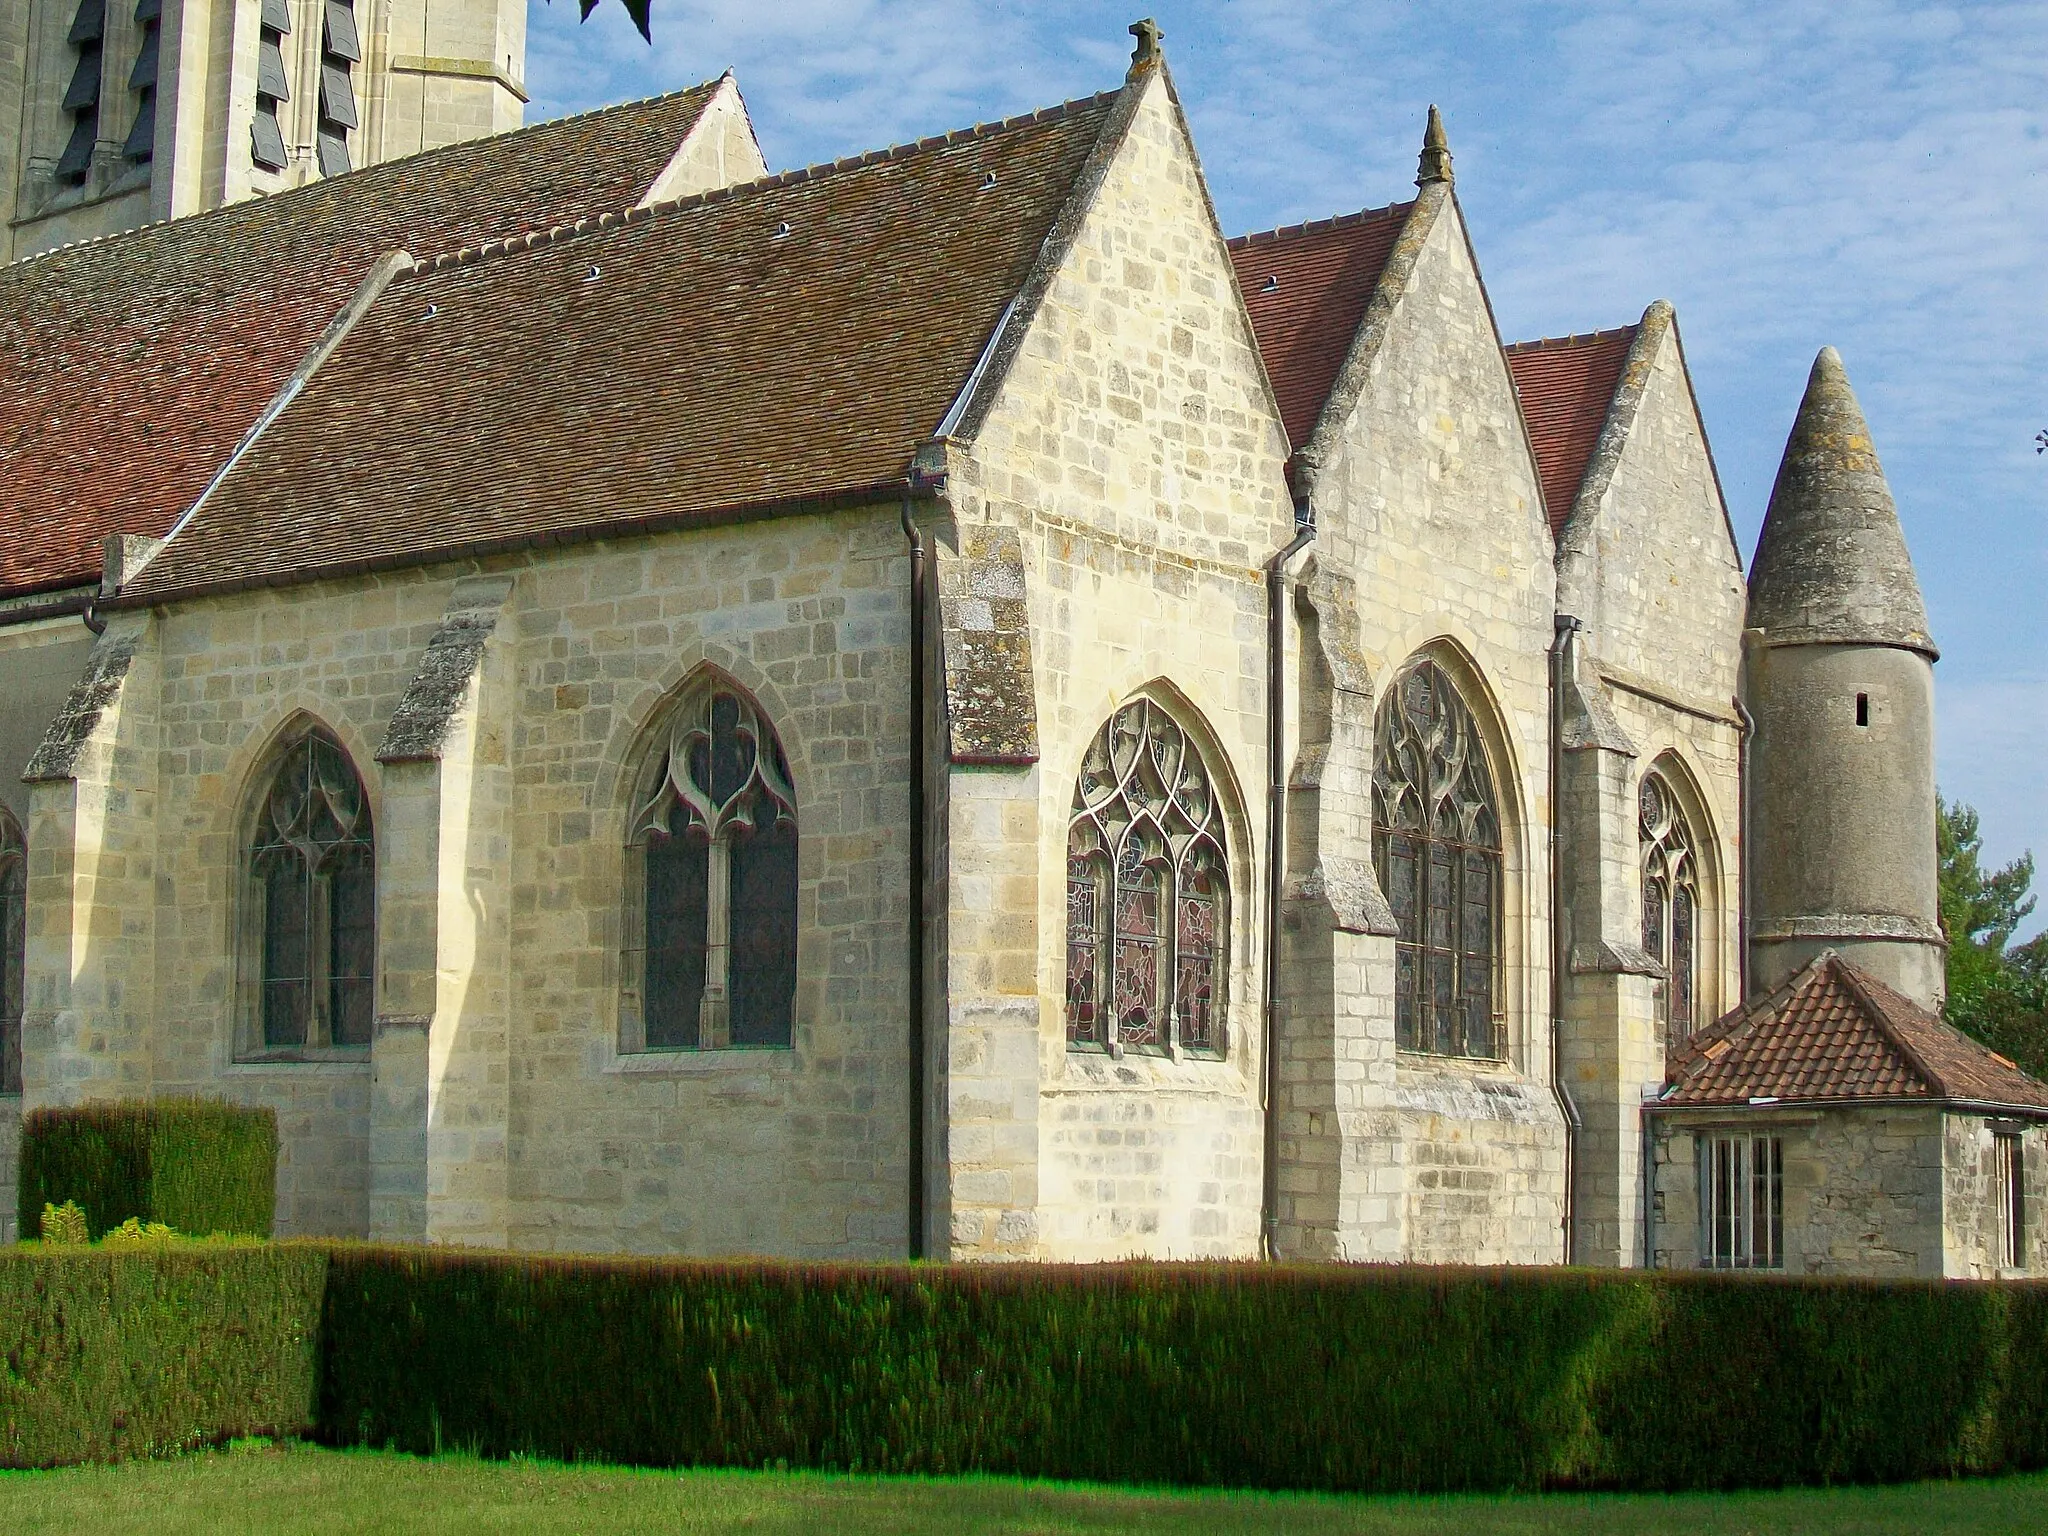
[
  {"xmin": 1228, "ymin": 203, "xmax": 1413, "ymax": 451},
  {"xmin": 0, "ymin": 82, "xmax": 728, "ymax": 602},
  {"xmin": 1662, "ymin": 952, "xmax": 2048, "ymax": 1114},
  {"xmin": 122, "ymin": 92, "xmax": 1124, "ymax": 604},
  {"xmin": 1504, "ymin": 325, "xmax": 1636, "ymax": 535}
]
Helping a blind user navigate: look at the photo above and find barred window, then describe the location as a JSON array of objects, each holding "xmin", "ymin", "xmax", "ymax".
[
  {"xmin": 247, "ymin": 732, "xmax": 375, "ymax": 1051},
  {"xmin": 1065, "ymin": 699, "xmax": 1230, "ymax": 1056},
  {"xmin": 1995, "ymin": 1133, "xmax": 2026, "ymax": 1270},
  {"xmin": 1372, "ymin": 658, "xmax": 1503, "ymax": 1059},
  {"xmin": 1699, "ymin": 1132, "xmax": 1783, "ymax": 1269},
  {"xmin": 1639, "ymin": 769, "xmax": 1700, "ymax": 1040},
  {"xmin": 0, "ymin": 809, "xmax": 23, "ymax": 1095},
  {"xmin": 623, "ymin": 677, "xmax": 797, "ymax": 1051}
]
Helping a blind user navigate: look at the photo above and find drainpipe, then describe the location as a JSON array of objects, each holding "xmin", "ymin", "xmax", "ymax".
[
  {"xmin": 900, "ymin": 483, "xmax": 929, "ymax": 1261},
  {"xmin": 1549, "ymin": 614, "xmax": 1585, "ymax": 1265},
  {"xmin": 1733, "ymin": 693, "xmax": 1755, "ymax": 1004},
  {"xmin": 1260, "ymin": 494, "xmax": 1317, "ymax": 1261},
  {"xmin": 82, "ymin": 600, "xmax": 106, "ymax": 636}
]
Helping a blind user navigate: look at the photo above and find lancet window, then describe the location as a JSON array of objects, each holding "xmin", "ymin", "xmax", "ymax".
[
  {"xmin": 1372, "ymin": 658, "xmax": 1503, "ymax": 1059},
  {"xmin": 247, "ymin": 732, "xmax": 375, "ymax": 1051},
  {"xmin": 0, "ymin": 809, "xmax": 24, "ymax": 1095},
  {"xmin": 625, "ymin": 678, "xmax": 798, "ymax": 1051},
  {"xmin": 1065, "ymin": 699, "xmax": 1231, "ymax": 1056},
  {"xmin": 1639, "ymin": 769, "xmax": 1699, "ymax": 1039}
]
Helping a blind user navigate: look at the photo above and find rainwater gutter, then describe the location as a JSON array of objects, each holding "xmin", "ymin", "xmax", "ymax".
[{"xmin": 1550, "ymin": 613, "xmax": 1585, "ymax": 1265}]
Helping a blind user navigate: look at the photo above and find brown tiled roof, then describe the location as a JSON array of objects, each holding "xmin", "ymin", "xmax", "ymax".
[
  {"xmin": 1662, "ymin": 952, "xmax": 2048, "ymax": 1114},
  {"xmin": 1504, "ymin": 325, "xmax": 1636, "ymax": 535},
  {"xmin": 0, "ymin": 82, "xmax": 726, "ymax": 602},
  {"xmin": 1228, "ymin": 204, "xmax": 1412, "ymax": 451},
  {"xmin": 123, "ymin": 92, "xmax": 1123, "ymax": 603}
]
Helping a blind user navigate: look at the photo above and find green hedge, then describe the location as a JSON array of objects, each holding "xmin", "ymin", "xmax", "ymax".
[
  {"xmin": 0, "ymin": 1243, "xmax": 324, "ymax": 1467},
  {"xmin": 18, "ymin": 1099, "xmax": 278, "ymax": 1240},
  {"xmin": 315, "ymin": 1251, "xmax": 2048, "ymax": 1492}
]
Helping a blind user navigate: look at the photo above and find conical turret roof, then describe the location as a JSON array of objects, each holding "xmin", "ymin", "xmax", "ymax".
[{"xmin": 1747, "ymin": 348, "xmax": 1935, "ymax": 656}]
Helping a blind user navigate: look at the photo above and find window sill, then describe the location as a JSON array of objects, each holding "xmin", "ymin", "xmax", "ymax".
[
  {"xmin": 1053, "ymin": 1049, "xmax": 1241, "ymax": 1092},
  {"xmin": 229, "ymin": 1050, "xmax": 372, "ymax": 1072},
  {"xmin": 607, "ymin": 1046, "xmax": 798, "ymax": 1077}
]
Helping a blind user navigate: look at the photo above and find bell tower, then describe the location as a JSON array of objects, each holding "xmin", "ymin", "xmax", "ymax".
[{"xmin": 1744, "ymin": 348, "xmax": 1945, "ymax": 1009}]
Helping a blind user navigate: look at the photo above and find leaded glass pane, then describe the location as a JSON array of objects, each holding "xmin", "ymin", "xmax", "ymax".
[
  {"xmin": 1175, "ymin": 862, "xmax": 1221, "ymax": 1053},
  {"xmin": 730, "ymin": 819, "xmax": 797, "ymax": 1047},
  {"xmin": 1640, "ymin": 767, "xmax": 1703, "ymax": 1041},
  {"xmin": 644, "ymin": 814, "xmax": 708, "ymax": 1049},
  {"xmin": 1066, "ymin": 833, "xmax": 1106, "ymax": 1048},
  {"xmin": 1113, "ymin": 841, "xmax": 1162, "ymax": 1049}
]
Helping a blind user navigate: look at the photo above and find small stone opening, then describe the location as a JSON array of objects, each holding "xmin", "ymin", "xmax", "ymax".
[{"xmin": 1856, "ymin": 693, "xmax": 1870, "ymax": 727}]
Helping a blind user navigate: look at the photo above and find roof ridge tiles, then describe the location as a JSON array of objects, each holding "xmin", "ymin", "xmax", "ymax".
[
  {"xmin": 1226, "ymin": 200, "xmax": 1414, "ymax": 249},
  {"xmin": 1504, "ymin": 323, "xmax": 1642, "ymax": 353}
]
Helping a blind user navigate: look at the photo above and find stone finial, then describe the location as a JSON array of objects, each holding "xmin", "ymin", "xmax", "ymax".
[
  {"xmin": 1416, "ymin": 104, "xmax": 1453, "ymax": 187},
  {"xmin": 1747, "ymin": 347, "xmax": 1936, "ymax": 656},
  {"xmin": 1127, "ymin": 17, "xmax": 1164, "ymax": 79}
]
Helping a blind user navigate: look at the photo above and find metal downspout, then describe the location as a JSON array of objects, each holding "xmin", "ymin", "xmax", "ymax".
[
  {"xmin": 900, "ymin": 484, "xmax": 928, "ymax": 1260},
  {"xmin": 1550, "ymin": 614, "xmax": 1585, "ymax": 1265},
  {"xmin": 1733, "ymin": 693, "xmax": 1756, "ymax": 1004},
  {"xmin": 1260, "ymin": 496, "xmax": 1317, "ymax": 1261}
]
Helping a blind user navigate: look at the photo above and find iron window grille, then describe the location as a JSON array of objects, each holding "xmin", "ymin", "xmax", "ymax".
[
  {"xmin": 0, "ymin": 810, "xmax": 23, "ymax": 1095},
  {"xmin": 1995, "ymin": 1132, "xmax": 2026, "ymax": 1270},
  {"xmin": 1372, "ymin": 658, "xmax": 1504, "ymax": 1059},
  {"xmin": 1065, "ymin": 698, "xmax": 1230, "ymax": 1058},
  {"xmin": 1639, "ymin": 769, "xmax": 1700, "ymax": 1041},
  {"xmin": 1699, "ymin": 1132, "xmax": 1783, "ymax": 1269}
]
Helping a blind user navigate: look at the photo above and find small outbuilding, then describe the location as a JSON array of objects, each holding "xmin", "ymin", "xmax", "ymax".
[{"xmin": 1649, "ymin": 952, "xmax": 2048, "ymax": 1278}]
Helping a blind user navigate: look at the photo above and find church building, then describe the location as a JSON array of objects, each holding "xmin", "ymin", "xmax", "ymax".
[{"xmin": 0, "ymin": 19, "xmax": 2041, "ymax": 1274}]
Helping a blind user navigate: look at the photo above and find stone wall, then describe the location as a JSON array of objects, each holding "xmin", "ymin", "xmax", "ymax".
[{"xmin": 1940, "ymin": 1114, "xmax": 2048, "ymax": 1278}]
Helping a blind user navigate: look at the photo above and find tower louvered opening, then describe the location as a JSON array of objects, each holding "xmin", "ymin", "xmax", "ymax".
[
  {"xmin": 251, "ymin": 0, "xmax": 291, "ymax": 171},
  {"xmin": 317, "ymin": 0, "xmax": 361, "ymax": 176},
  {"xmin": 123, "ymin": 0, "xmax": 160, "ymax": 163},
  {"xmin": 56, "ymin": 0, "xmax": 104, "ymax": 184}
]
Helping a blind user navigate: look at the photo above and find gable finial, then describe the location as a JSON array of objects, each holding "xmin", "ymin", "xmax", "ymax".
[
  {"xmin": 1416, "ymin": 104, "xmax": 1453, "ymax": 187},
  {"xmin": 1128, "ymin": 17, "xmax": 1164, "ymax": 80}
]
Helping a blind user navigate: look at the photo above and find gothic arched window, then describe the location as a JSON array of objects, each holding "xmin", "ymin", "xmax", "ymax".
[
  {"xmin": 625, "ymin": 678, "xmax": 798, "ymax": 1051},
  {"xmin": 1639, "ymin": 769, "xmax": 1699, "ymax": 1039},
  {"xmin": 0, "ymin": 808, "xmax": 24, "ymax": 1094},
  {"xmin": 1373, "ymin": 658, "xmax": 1504, "ymax": 1059},
  {"xmin": 248, "ymin": 732, "xmax": 375, "ymax": 1050},
  {"xmin": 1066, "ymin": 699, "xmax": 1231, "ymax": 1056}
]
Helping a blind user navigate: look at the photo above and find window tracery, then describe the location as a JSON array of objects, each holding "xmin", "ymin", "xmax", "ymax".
[
  {"xmin": 1065, "ymin": 699, "xmax": 1230, "ymax": 1056},
  {"xmin": 0, "ymin": 809, "xmax": 23, "ymax": 1094},
  {"xmin": 1372, "ymin": 658, "xmax": 1503, "ymax": 1059},
  {"xmin": 626, "ymin": 679, "xmax": 798, "ymax": 1050},
  {"xmin": 247, "ymin": 732, "xmax": 374, "ymax": 1050},
  {"xmin": 1639, "ymin": 769, "xmax": 1698, "ymax": 1038}
]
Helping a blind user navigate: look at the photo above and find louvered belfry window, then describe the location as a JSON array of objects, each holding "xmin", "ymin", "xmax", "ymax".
[
  {"xmin": 1372, "ymin": 658, "xmax": 1503, "ymax": 1059},
  {"xmin": 317, "ymin": 0, "xmax": 361, "ymax": 175},
  {"xmin": 1065, "ymin": 699, "xmax": 1231, "ymax": 1057},
  {"xmin": 251, "ymin": 0, "xmax": 291, "ymax": 171},
  {"xmin": 625, "ymin": 678, "xmax": 799, "ymax": 1051},
  {"xmin": 56, "ymin": 0, "xmax": 104, "ymax": 184},
  {"xmin": 0, "ymin": 809, "xmax": 24, "ymax": 1096},
  {"xmin": 249, "ymin": 733, "xmax": 375, "ymax": 1050},
  {"xmin": 122, "ymin": 0, "xmax": 158, "ymax": 162},
  {"xmin": 1639, "ymin": 769, "xmax": 1699, "ymax": 1040}
]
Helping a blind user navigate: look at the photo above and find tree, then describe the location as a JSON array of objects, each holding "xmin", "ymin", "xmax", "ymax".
[
  {"xmin": 555, "ymin": 0, "xmax": 653, "ymax": 43},
  {"xmin": 1938, "ymin": 796, "xmax": 2048, "ymax": 1075}
]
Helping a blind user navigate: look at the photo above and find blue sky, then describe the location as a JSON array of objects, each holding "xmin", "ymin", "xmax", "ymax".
[{"xmin": 526, "ymin": 0, "xmax": 2048, "ymax": 926}]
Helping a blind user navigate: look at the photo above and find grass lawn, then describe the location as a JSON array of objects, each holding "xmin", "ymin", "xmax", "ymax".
[{"xmin": 0, "ymin": 1442, "xmax": 2043, "ymax": 1534}]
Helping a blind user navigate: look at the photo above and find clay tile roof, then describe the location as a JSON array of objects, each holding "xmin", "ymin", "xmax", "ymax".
[
  {"xmin": 1228, "ymin": 203, "xmax": 1413, "ymax": 450},
  {"xmin": 1504, "ymin": 325, "xmax": 1637, "ymax": 535},
  {"xmin": 0, "ymin": 82, "xmax": 728, "ymax": 602},
  {"xmin": 122, "ymin": 91, "xmax": 1123, "ymax": 604},
  {"xmin": 1662, "ymin": 952, "xmax": 2048, "ymax": 1115}
]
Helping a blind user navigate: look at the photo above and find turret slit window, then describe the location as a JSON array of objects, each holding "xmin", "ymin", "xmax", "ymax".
[
  {"xmin": 1065, "ymin": 699, "xmax": 1231, "ymax": 1057},
  {"xmin": 0, "ymin": 809, "xmax": 24, "ymax": 1095},
  {"xmin": 57, "ymin": 0, "xmax": 104, "ymax": 185},
  {"xmin": 247, "ymin": 732, "xmax": 374, "ymax": 1052},
  {"xmin": 1639, "ymin": 769, "xmax": 1699, "ymax": 1039},
  {"xmin": 123, "ymin": 0, "xmax": 159, "ymax": 163},
  {"xmin": 251, "ymin": 0, "xmax": 291, "ymax": 171},
  {"xmin": 623, "ymin": 678, "xmax": 797, "ymax": 1051},
  {"xmin": 317, "ymin": 0, "xmax": 362, "ymax": 175},
  {"xmin": 1372, "ymin": 659, "xmax": 1503, "ymax": 1058}
]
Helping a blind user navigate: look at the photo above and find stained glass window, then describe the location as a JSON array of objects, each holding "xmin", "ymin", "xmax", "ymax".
[
  {"xmin": 249, "ymin": 733, "xmax": 375, "ymax": 1050},
  {"xmin": 1065, "ymin": 699, "xmax": 1231, "ymax": 1056},
  {"xmin": 1372, "ymin": 658, "xmax": 1503, "ymax": 1058},
  {"xmin": 628, "ymin": 678, "xmax": 797, "ymax": 1050},
  {"xmin": 0, "ymin": 809, "xmax": 23, "ymax": 1094},
  {"xmin": 1639, "ymin": 769, "xmax": 1700, "ymax": 1040}
]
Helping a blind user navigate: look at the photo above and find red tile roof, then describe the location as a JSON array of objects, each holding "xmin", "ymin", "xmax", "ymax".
[
  {"xmin": 1504, "ymin": 325, "xmax": 1636, "ymax": 535},
  {"xmin": 122, "ymin": 93, "xmax": 1123, "ymax": 604},
  {"xmin": 0, "ymin": 83, "xmax": 725, "ymax": 602},
  {"xmin": 1662, "ymin": 952, "xmax": 2048, "ymax": 1114},
  {"xmin": 1228, "ymin": 204, "xmax": 1413, "ymax": 451}
]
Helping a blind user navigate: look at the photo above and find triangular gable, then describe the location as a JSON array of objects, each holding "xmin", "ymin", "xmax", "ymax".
[
  {"xmin": 1505, "ymin": 326, "xmax": 1637, "ymax": 537},
  {"xmin": 119, "ymin": 92, "xmax": 1125, "ymax": 605},
  {"xmin": 0, "ymin": 81, "xmax": 739, "ymax": 604}
]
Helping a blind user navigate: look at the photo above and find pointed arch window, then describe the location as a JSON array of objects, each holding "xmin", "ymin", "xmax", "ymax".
[
  {"xmin": 624, "ymin": 678, "xmax": 798, "ymax": 1051},
  {"xmin": 247, "ymin": 732, "xmax": 375, "ymax": 1051},
  {"xmin": 1065, "ymin": 699, "xmax": 1231, "ymax": 1056},
  {"xmin": 1373, "ymin": 658, "xmax": 1503, "ymax": 1059},
  {"xmin": 1639, "ymin": 769, "xmax": 1699, "ymax": 1039},
  {"xmin": 0, "ymin": 809, "xmax": 24, "ymax": 1094}
]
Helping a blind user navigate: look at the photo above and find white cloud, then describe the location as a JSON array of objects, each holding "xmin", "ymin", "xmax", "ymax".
[{"xmin": 1940, "ymin": 674, "xmax": 2048, "ymax": 938}]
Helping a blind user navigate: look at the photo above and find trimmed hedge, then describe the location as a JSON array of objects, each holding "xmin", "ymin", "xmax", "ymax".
[
  {"xmin": 315, "ymin": 1251, "xmax": 2048, "ymax": 1493},
  {"xmin": 18, "ymin": 1099, "xmax": 278, "ymax": 1240},
  {"xmin": 0, "ymin": 1243, "xmax": 324, "ymax": 1467}
]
